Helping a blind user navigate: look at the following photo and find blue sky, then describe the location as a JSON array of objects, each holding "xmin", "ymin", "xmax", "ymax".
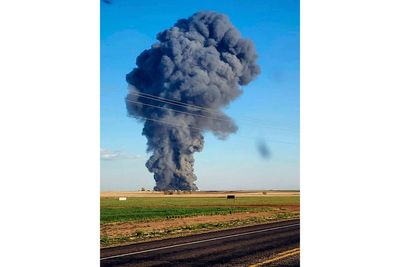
[{"xmin": 100, "ymin": 0, "xmax": 299, "ymax": 191}]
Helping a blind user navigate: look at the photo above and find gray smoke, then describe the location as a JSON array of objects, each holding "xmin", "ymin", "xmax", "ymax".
[
  {"xmin": 125, "ymin": 11, "xmax": 260, "ymax": 191},
  {"xmin": 257, "ymin": 139, "xmax": 271, "ymax": 159}
]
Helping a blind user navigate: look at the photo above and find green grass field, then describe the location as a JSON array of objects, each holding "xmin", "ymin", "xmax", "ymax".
[{"xmin": 100, "ymin": 196, "xmax": 299, "ymax": 224}]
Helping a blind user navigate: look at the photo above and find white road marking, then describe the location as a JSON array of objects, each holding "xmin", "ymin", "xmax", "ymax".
[{"xmin": 100, "ymin": 223, "xmax": 300, "ymax": 261}]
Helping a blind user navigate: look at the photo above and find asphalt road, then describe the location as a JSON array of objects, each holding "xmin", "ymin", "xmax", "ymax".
[{"xmin": 100, "ymin": 219, "xmax": 300, "ymax": 267}]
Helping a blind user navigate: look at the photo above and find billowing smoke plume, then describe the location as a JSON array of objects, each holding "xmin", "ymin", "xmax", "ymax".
[{"xmin": 125, "ymin": 11, "xmax": 260, "ymax": 191}]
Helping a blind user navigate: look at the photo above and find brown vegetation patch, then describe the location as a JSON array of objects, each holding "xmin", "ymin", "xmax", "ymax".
[{"xmin": 101, "ymin": 207, "xmax": 299, "ymax": 239}]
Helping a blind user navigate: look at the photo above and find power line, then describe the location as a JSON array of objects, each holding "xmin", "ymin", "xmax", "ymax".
[
  {"xmin": 103, "ymin": 107, "xmax": 296, "ymax": 138},
  {"xmin": 128, "ymin": 92, "xmax": 220, "ymax": 115},
  {"xmin": 129, "ymin": 90, "xmax": 214, "ymax": 113},
  {"xmin": 125, "ymin": 98, "xmax": 230, "ymax": 124},
  {"xmin": 128, "ymin": 114, "xmax": 298, "ymax": 145},
  {"xmin": 126, "ymin": 98, "xmax": 293, "ymax": 133},
  {"xmin": 126, "ymin": 92, "xmax": 294, "ymax": 132},
  {"xmin": 127, "ymin": 91, "xmax": 295, "ymax": 129},
  {"xmin": 104, "ymin": 89, "xmax": 298, "ymax": 129},
  {"xmin": 103, "ymin": 110, "xmax": 299, "ymax": 146}
]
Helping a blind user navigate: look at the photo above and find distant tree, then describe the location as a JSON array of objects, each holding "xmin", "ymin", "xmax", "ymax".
[{"xmin": 141, "ymin": 187, "xmax": 146, "ymax": 191}]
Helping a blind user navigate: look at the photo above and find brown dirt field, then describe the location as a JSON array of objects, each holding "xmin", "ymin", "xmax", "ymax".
[
  {"xmin": 101, "ymin": 206, "xmax": 299, "ymax": 239},
  {"xmin": 100, "ymin": 191, "xmax": 300, "ymax": 198}
]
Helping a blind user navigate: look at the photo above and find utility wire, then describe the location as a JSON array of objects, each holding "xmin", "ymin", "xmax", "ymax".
[
  {"xmin": 128, "ymin": 92, "xmax": 220, "ymax": 115},
  {"xmin": 126, "ymin": 98, "xmax": 292, "ymax": 133},
  {"xmin": 129, "ymin": 114, "xmax": 298, "ymax": 145},
  {"xmin": 103, "ymin": 108, "xmax": 296, "ymax": 138},
  {"xmin": 127, "ymin": 91, "xmax": 294, "ymax": 129},
  {"xmin": 128, "ymin": 90, "xmax": 214, "ymax": 113},
  {"xmin": 127, "ymin": 92, "xmax": 294, "ymax": 132},
  {"xmin": 105, "ymin": 89, "xmax": 298, "ymax": 129},
  {"xmin": 103, "ymin": 109, "xmax": 299, "ymax": 146},
  {"xmin": 125, "ymin": 99, "xmax": 230, "ymax": 123}
]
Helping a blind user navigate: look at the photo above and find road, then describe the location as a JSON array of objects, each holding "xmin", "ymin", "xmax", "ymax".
[{"xmin": 100, "ymin": 219, "xmax": 300, "ymax": 267}]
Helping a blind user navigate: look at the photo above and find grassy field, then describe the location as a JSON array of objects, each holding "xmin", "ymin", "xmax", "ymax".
[
  {"xmin": 100, "ymin": 193, "xmax": 300, "ymax": 247},
  {"xmin": 100, "ymin": 196, "xmax": 299, "ymax": 223}
]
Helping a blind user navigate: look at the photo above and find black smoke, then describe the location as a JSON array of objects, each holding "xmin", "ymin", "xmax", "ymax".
[{"xmin": 125, "ymin": 11, "xmax": 260, "ymax": 191}]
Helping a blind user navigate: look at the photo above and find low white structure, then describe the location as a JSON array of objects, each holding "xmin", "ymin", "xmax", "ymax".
[{"xmin": 118, "ymin": 197, "xmax": 127, "ymax": 201}]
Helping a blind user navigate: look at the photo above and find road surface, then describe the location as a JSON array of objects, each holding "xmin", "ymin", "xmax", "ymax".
[{"xmin": 100, "ymin": 219, "xmax": 300, "ymax": 267}]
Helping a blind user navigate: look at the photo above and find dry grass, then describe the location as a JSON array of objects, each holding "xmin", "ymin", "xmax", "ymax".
[{"xmin": 101, "ymin": 206, "xmax": 299, "ymax": 239}]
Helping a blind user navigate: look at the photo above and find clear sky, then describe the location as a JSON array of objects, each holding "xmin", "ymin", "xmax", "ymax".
[{"xmin": 100, "ymin": 0, "xmax": 299, "ymax": 191}]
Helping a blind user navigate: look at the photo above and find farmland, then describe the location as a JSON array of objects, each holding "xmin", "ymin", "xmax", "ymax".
[{"xmin": 100, "ymin": 191, "xmax": 300, "ymax": 247}]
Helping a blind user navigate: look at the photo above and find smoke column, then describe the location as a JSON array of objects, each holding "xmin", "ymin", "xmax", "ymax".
[{"xmin": 126, "ymin": 11, "xmax": 260, "ymax": 191}]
